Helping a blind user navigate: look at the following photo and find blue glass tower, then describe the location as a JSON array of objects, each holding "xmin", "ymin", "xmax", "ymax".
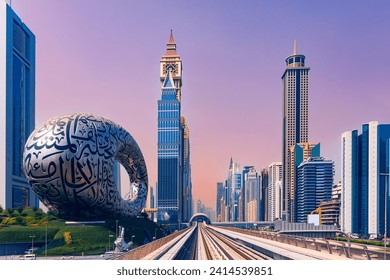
[
  {"xmin": 0, "ymin": 2, "xmax": 38, "ymax": 209},
  {"xmin": 157, "ymin": 31, "xmax": 190, "ymax": 224},
  {"xmin": 296, "ymin": 157, "xmax": 333, "ymax": 223},
  {"xmin": 157, "ymin": 70, "xmax": 181, "ymax": 223},
  {"xmin": 342, "ymin": 122, "xmax": 390, "ymax": 236}
]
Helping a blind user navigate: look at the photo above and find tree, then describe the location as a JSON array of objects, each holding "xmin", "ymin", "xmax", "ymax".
[
  {"xmin": 6, "ymin": 208, "xmax": 14, "ymax": 216},
  {"xmin": 17, "ymin": 206, "xmax": 24, "ymax": 214}
]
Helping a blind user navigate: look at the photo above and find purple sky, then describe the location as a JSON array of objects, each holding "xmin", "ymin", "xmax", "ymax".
[{"xmin": 11, "ymin": 0, "xmax": 390, "ymax": 208}]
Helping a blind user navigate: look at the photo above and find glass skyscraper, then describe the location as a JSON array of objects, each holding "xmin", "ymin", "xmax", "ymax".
[
  {"xmin": 0, "ymin": 2, "xmax": 38, "ymax": 209},
  {"xmin": 157, "ymin": 70, "xmax": 181, "ymax": 223},
  {"xmin": 341, "ymin": 121, "xmax": 390, "ymax": 236},
  {"xmin": 289, "ymin": 142, "xmax": 320, "ymax": 222},
  {"xmin": 157, "ymin": 31, "xmax": 192, "ymax": 224},
  {"xmin": 296, "ymin": 157, "xmax": 333, "ymax": 223},
  {"xmin": 282, "ymin": 41, "xmax": 310, "ymax": 222}
]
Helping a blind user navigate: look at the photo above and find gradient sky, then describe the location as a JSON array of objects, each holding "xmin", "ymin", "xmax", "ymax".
[{"xmin": 9, "ymin": 0, "xmax": 390, "ymax": 209}]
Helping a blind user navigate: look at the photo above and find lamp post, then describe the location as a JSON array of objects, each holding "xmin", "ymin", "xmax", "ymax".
[
  {"xmin": 108, "ymin": 234, "xmax": 114, "ymax": 252},
  {"xmin": 131, "ymin": 235, "xmax": 135, "ymax": 249},
  {"xmin": 154, "ymin": 228, "xmax": 157, "ymax": 240},
  {"xmin": 380, "ymin": 172, "xmax": 389, "ymax": 260},
  {"xmin": 45, "ymin": 221, "xmax": 48, "ymax": 259},
  {"xmin": 29, "ymin": 235, "xmax": 35, "ymax": 253}
]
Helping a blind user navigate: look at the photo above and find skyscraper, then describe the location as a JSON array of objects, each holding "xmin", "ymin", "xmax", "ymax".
[
  {"xmin": 243, "ymin": 167, "xmax": 259, "ymax": 222},
  {"xmin": 181, "ymin": 117, "xmax": 192, "ymax": 222},
  {"xmin": 296, "ymin": 157, "xmax": 333, "ymax": 223},
  {"xmin": 157, "ymin": 31, "xmax": 192, "ymax": 225},
  {"xmin": 157, "ymin": 68, "xmax": 181, "ymax": 223},
  {"xmin": 282, "ymin": 41, "xmax": 310, "ymax": 221},
  {"xmin": 240, "ymin": 165, "xmax": 254, "ymax": 221},
  {"xmin": 289, "ymin": 142, "xmax": 320, "ymax": 222},
  {"xmin": 341, "ymin": 121, "xmax": 390, "ymax": 236},
  {"xmin": 0, "ymin": 2, "xmax": 38, "ymax": 209},
  {"xmin": 268, "ymin": 162, "xmax": 282, "ymax": 222},
  {"xmin": 259, "ymin": 168, "xmax": 269, "ymax": 221},
  {"xmin": 227, "ymin": 158, "xmax": 241, "ymax": 222},
  {"xmin": 216, "ymin": 182, "xmax": 224, "ymax": 222}
]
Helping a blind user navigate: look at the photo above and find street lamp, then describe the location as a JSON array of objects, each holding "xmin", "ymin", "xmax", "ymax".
[
  {"xmin": 29, "ymin": 235, "xmax": 35, "ymax": 254},
  {"xmin": 45, "ymin": 221, "xmax": 48, "ymax": 259},
  {"xmin": 108, "ymin": 234, "xmax": 114, "ymax": 252},
  {"xmin": 130, "ymin": 235, "xmax": 135, "ymax": 249},
  {"xmin": 380, "ymin": 172, "xmax": 389, "ymax": 260}
]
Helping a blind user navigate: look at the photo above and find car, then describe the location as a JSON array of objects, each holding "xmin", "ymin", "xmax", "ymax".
[
  {"xmin": 21, "ymin": 254, "xmax": 36, "ymax": 260},
  {"xmin": 60, "ymin": 256, "xmax": 74, "ymax": 260},
  {"xmin": 100, "ymin": 252, "xmax": 114, "ymax": 258}
]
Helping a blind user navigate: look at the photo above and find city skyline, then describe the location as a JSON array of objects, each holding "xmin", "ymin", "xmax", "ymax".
[{"xmin": 7, "ymin": 0, "xmax": 390, "ymax": 208}]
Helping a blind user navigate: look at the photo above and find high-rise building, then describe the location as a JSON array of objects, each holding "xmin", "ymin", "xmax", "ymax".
[
  {"xmin": 259, "ymin": 168, "xmax": 269, "ymax": 221},
  {"xmin": 296, "ymin": 157, "xmax": 333, "ymax": 223},
  {"xmin": 216, "ymin": 182, "xmax": 224, "ymax": 222},
  {"xmin": 157, "ymin": 31, "xmax": 192, "ymax": 225},
  {"xmin": 243, "ymin": 167, "xmax": 259, "ymax": 222},
  {"xmin": 289, "ymin": 142, "xmax": 320, "ymax": 222},
  {"xmin": 341, "ymin": 121, "xmax": 390, "ymax": 236},
  {"xmin": 157, "ymin": 31, "xmax": 182, "ymax": 223},
  {"xmin": 227, "ymin": 158, "xmax": 241, "ymax": 222},
  {"xmin": 240, "ymin": 165, "xmax": 254, "ymax": 221},
  {"xmin": 181, "ymin": 117, "xmax": 192, "ymax": 222},
  {"xmin": 282, "ymin": 41, "xmax": 310, "ymax": 221},
  {"xmin": 0, "ymin": 2, "xmax": 38, "ymax": 209},
  {"xmin": 268, "ymin": 162, "xmax": 282, "ymax": 222}
]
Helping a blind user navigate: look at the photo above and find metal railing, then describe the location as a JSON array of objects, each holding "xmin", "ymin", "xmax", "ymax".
[
  {"xmin": 218, "ymin": 227, "xmax": 381, "ymax": 260},
  {"xmin": 112, "ymin": 227, "xmax": 193, "ymax": 260}
]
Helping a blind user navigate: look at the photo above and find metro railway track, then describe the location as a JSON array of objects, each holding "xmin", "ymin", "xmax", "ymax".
[{"xmin": 196, "ymin": 223, "xmax": 271, "ymax": 260}]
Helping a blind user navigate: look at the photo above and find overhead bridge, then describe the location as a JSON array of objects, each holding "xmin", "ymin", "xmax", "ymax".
[
  {"xmin": 189, "ymin": 213, "xmax": 211, "ymax": 225},
  {"xmin": 112, "ymin": 223, "xmax": 385, "ymax": 260}
]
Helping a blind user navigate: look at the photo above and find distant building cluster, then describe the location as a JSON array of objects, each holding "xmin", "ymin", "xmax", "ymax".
[
  {"xmin": 215, "ymin": 42, "xmax": 390, "ymax": 240},
  {"xmin": 216, "ymin": 43, "xmax": 335, "ymax": 226}
]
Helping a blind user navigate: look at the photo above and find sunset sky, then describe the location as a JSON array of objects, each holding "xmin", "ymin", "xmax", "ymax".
[{"xmin": 10, "ymin": 0, "xmax": 390, "ymax": 208}]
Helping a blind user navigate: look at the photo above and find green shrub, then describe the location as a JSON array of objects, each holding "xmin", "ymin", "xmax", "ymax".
[
  {"xmin": 17, "ymin": 206, "xmax": 24, "ymax": 214},
  {"xmin": 15, "ymin": 216, "xmax": 25, "ymax": 225},
  {"xmin": 23, "ymin": 216, "xmax": 38, "ymax": 226},
  {"xmin": 2, "ymin": 217, "xmax": 16, "ymax": 225}
]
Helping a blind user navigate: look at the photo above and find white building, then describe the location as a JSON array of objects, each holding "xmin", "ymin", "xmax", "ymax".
[{"xmin": 268, "ymin": 162, "xmax": 282, "ymax": 222}]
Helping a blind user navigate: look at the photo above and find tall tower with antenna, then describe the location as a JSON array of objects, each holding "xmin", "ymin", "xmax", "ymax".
[{"xmin": 281, "ymin": 40, "xmax": 310, "ymax": 222}]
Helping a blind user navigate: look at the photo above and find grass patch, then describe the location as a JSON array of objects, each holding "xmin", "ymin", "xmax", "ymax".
[
  {"xmin": 335, "ymin": 237, "xmax": 388, "ymax": 247},
  {"xmin": 0, "ymin": 207, "xmax": 163, "ymax": 256}
]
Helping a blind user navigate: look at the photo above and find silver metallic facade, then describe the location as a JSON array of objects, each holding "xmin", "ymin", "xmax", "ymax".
[{"xmin": 23, "ymin": 113, "xmax": 148, "ymax": 220}]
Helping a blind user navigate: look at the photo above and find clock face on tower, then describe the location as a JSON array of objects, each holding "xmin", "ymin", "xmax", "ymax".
[{"xmin": 165, "ymin": 63, "xmax": 177, "ymax": 74}]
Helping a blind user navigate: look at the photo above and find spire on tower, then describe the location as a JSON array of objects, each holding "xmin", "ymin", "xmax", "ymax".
[
  {"xmin": 293, "ymin": 39, "xmax": 297, "ymax": 55},
  {"xmin": 164, "ymin": 30, "xmax": 178, "ymax": 56},
  {"xmin": 229, "ymin": 157, "xmax": 233, "ymax": 169},
  {"xmin": 168, "ymin": 29, "xmax": 175, "ymax": 44}
]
